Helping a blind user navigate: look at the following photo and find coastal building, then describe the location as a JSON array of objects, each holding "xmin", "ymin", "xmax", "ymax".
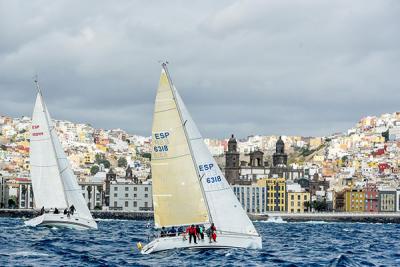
[
  {"xmin": 397, "ymin": 189, "xmax": 400, "ymax": 212},
  {"xmin": 345, "ymin": 187, "xmax": 365, "ymax": 212},
  {"xmin": 105, "ymin": 165, "xmax": 152, "ymax": 212},
  {"xmin": 364, "ymin": 183, "xmax": 379, "ymax": 212},
  {"xmin": 109, "ymin": 182, "xmax": 152, "ymax": 212},
  {"xmin": 286, "ymin": 182, "xmax": 310, "ymax": 213},
  {"xmin": 378, "ymin": 189, "xmax": 396, "ymax": 212},
  {"xmin": 225, "ymin": 135, "xmax": 303, "ymax": 184},
  {"xmin": 258, "ymin": 177, "xmax": 286, "ymax": 212},
  {"xmin": 232, "ymin": 183, "xmax": 267, "ymax": 213}
]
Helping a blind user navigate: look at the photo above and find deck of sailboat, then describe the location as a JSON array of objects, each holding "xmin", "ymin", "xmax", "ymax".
[
  {"xmin": 25, "ymin": 213, "xmax": 98, "ymax": 230},
  {"xmin": 141, "ymin": 232, "xmax": 262, "ymax": 254}
]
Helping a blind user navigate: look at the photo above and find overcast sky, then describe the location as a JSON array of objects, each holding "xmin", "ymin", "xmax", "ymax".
[{"xmin": 0, "ymin": 0, "xmax": 399, "ymax": 138}]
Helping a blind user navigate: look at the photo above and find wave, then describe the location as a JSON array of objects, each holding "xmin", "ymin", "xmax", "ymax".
[{"xmin": 9, "ymin": 251, "xmax": 50, "ymax": 257}]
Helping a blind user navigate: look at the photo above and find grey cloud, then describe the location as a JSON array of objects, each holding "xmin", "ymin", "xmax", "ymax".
[{"xmin": 0, "ymin": 0, "xmax": 399, "ymax": 139}]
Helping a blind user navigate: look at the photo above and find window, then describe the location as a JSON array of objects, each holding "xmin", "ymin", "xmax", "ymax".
[
  {"xmin": 125, "ymin": 201, "xmax": 128, "ymax": 207},
  {"xmin": 133, "ymin": 201, "xmax": 137, "ymax": 207},
  {"xmin": 134, "ymin": 187, "xmax": 137, "ymax": 191},
  {"xmin": 291, "ymin": 195, "xmax": 294, "ymax": 200},
  {"xmin": 298, "ymin": 195, "xmax": 301, "ymax": 200},
  {"xmin": 145, "ymin": 194, "xmax": 148, "ymax": 198},
  {"xmin": 145, "ymin": 187, "xmax": 148, "ymax": 192},
  {"xmin": 125, "ymin": 193, "xmax": 128, "ymax": 197},
  {"xmin": 114, "ymin": 187, "xmax": 118, "ymax": 191},
  {"xmin": 114, "ymin": 193, "xmax": 117, "ymax": 197},
  {"xmin": 125, "ymin": 187, "xmax": 129, "ymax": 191},
  {"xmin": 134, "ymin": 194, "xmax": 137, "ymax": 198},
  {"xmin": 144, "ymin": 202, "xmax": 148, "ymax": 207},
  {"xmin": 114, "ymin": 201, "xmax": 117, "ymax": 207}
]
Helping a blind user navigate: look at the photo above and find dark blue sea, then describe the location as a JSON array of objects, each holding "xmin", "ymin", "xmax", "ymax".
[{"xmin": 0, "ymin": 218, "xmax": 399, "ymax": 266}]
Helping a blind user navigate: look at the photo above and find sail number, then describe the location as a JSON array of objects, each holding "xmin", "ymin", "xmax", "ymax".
[
  {"xmin": 154, "ymin": 132, "xmax": 170, "ymax": 139},
  {"xmin": 154, "ymin": 145, "xmax": 168, "ymax": 152},
  {"xmin": 206, "ymin": 176, "xmax": 222, "ymax": 183}
]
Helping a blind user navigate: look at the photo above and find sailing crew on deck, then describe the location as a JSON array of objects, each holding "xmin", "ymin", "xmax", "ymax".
[
  {"xmin": 195, "ymin": 225, "xmax": 201, "ymax": 240},
  {"xmin": 168, "ymin": 226, "xmax": 177, "ymax": 236},
  {"xmin": 63, "ymin": 209, "xmax": 68, "ymax": 215},
  {"xmin": 199, "ymin": 225, "xmax": 205, "ymax": 240},
  {"xmin": 187, "ymin": 225, "xmax": 197, "ymax": 244},
  {"xmin": 160, "ymin": 227, "xmax": 167, "ymax": 237},
  {"xmin": 40, "ymin": 206, "xmax": 45, "ymax": 215},
  {"xmin": 54, "ymin": 208, "xmax": 59, "ymax": 214},
  {"xmin": 207, "ymin": 223, "xmax": 217, "ymax": 243},
  {"xmin": 69, "ymin": 205, "xmax": 75, "ymax": 215}
]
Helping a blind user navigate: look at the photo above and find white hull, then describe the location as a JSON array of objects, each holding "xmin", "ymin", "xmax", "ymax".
[
  {"xmin": 141, "ymin": 232, "xmax": 262, "ymax": 254},
  {"xmin": 24, "ymin": 213, "xmax": 97, "ymax": 230}
]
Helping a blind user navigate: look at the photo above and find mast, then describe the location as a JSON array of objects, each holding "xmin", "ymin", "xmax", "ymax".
[
  {"xmin": 34, "ymin": 79, "xmax": 70, "ymax": 208},
  {"xmin": 161, "ymin": 62, "xmax": 214, "ymax": 224}
]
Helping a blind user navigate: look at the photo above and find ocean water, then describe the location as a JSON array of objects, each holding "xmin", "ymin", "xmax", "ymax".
[{"xmin": 0, "ymin": 218, "xmax": 399, "ymax": 266}]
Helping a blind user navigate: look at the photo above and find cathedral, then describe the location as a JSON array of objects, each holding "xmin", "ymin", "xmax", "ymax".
[{"xmin": 224, "ymin": 135, "xmax": 303, "ymax": 184}]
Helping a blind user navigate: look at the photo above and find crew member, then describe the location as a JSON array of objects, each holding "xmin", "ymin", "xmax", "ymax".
[{"xmin": 187, "ymin": 224, "xmax": 197, "ymax": 244}]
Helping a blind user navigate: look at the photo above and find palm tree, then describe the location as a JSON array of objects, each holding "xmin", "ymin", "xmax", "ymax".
[{"xmin": 87, "ymin": 186, "xmax": 92, "ymax": 209}]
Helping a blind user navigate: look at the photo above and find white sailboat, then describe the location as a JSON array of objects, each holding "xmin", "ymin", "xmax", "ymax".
[
  {"xmin": 25, "ymin": 80, "xmax": 97, "ymax": 230},
  {"xmin": 140, "ymin": 64, "xmax": 261, "ymax": 254}
]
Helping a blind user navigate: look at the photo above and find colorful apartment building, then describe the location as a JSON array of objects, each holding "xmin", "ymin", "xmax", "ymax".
[
  {"xmin": 257, "ymin": 177, "xmax": 286, "ymax": 212},
  {"xmin": 345, "ymin": 187, "xmax": 365, "ymax": 212},
  {"xmin": 287, "ymin": 191, "xmax": 310, "ymax": 213},
  {"xmin": 365, "ymin": 183, "xmax": 378, "ymax": 212},
  {"xmin": 378, "ymin": 190, "xmax": 396, "ymax": 212}
]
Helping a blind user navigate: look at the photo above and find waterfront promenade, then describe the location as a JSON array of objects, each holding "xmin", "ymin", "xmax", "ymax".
[
  {"xmin": 1, "ymin": 209, "xmax": 400, "ymax": 223},
  {"xmin": 250, "ymin": 212, "xmax": 400, "ymax": 223}
]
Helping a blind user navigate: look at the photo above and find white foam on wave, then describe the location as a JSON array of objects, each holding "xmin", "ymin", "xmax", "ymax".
[
  {"xmin": 259, "ymin": 217, "xmax": 287, "ymax": 224},
  {"xmin": 10, "ymin": 251, "xmax": 50, "ymax": 257},
  {"xmin": 95, "ymin": 218, "xmax": 130, "ymax": 222},
  {"xmin": 302, "ymin": 221, "xmax": 328, "ymax": 224}
]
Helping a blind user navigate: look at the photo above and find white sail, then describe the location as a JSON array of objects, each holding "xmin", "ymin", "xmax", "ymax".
[
  {"xmin": 30, "ymin": 92, "xmax": 67, "ymax": 209},
  {"xmin": 165, "ymin": 65, "xmax": 258, "ymax": 236},
  {"xmin": 44, "ymin": 105, "xmax": 93, "ymax": 220},
  {"xmin": 151, "ymin": 69, "xmax": 210, "ymax": 228},
  {"xmin": 175, "ymin": 88, "xmax": 258, "ymax": 236},
  {"xmin": 30, "ymin": 90, "xmax": 93, "ymax": 220}
]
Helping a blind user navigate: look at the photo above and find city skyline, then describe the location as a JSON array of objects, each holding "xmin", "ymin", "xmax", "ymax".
[{"xmin": 0, "ymin": 1, "xmax": 399, "ymax": 138}]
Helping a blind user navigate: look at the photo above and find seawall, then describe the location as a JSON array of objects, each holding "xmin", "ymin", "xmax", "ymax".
[
  {"xmin": 0, "ymin": 209, "xmax": 153, "ymax": 220},
  {"xmin": 250, "ymin": 212, "xmax": 400, "ymax": 223},
  {"xmin": 2, "ymin": 209, "xmax": 400, "ymax": 223}
]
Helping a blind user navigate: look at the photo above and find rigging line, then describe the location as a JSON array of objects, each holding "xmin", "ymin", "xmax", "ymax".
[
  {"xmin": 154, "ymin": 107, "xmax": 177, "ymax": 113},
  {"xmin": 151, "ymin": 153, "xmax": 191, "ymax": 160}
]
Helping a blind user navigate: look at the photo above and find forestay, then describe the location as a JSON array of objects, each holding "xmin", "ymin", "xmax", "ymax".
[{"xmin": 151, "ymin": 69, "xmax": 209, "ymax": 228}]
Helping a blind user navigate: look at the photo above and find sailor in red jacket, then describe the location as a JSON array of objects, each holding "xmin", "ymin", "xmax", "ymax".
[
  {"xmin": 186, "ymin": 224, "xmax": 197, "ymax": 244},
  {"xmin": 208, "ymin": 223, "xmax": 217, "ymax": 243}
]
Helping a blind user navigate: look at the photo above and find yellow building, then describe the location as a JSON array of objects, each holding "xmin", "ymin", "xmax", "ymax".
[
  {"xmin": 287, "ymin": 191, "xmax": 310, "ymax": 213},
  {"xmin": 345, "ymin": 188, "xmax": 365, "ymax": 212},
  {"xmin": 257, "ymin": 178, "xmax": 286, "ymax": 212}
]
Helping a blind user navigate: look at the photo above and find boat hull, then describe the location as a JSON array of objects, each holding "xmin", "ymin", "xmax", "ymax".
[
  {"xmin": 141, "ymin": 232, "xmax": 262, "ymax": 254},
  {"xmin": 24, "ymin": 213, "xmax": 97, "ymax": 230}
]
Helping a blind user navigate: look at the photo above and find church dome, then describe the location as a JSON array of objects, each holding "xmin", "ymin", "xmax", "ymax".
[
  {"xmin": 228, "ymin": 134, "xmax": 237, "ymax": 143},
  {"xmin": 276, "ymin": 136, "xmax": 284, "ymax": 146}
]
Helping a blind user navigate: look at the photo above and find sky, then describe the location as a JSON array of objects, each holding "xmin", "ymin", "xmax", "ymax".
[{"xmin": 0, "ymin": 0, "xmax": 399, "ymax": 138}]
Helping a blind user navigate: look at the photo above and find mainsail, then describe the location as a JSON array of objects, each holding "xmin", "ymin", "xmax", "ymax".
[
  {"xmin": 30, "ymin": 87, "xmax": 92, "ymax": 220},
  {"xmin": 152, "ymin": 64, "xmax": 258, "ymax": 236},
  {"xmin": 151, "ymin": 68, "xmax": 209, "ymax": 228}
]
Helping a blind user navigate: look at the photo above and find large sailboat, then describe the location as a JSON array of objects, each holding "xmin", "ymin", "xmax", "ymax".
[
  {"xmin": 140, "ymin": 64, "xmax": 261, "ymax": 254},
  {"xmin": 25, "ymin": 80, "xmax": 97, "ymax": 230}
]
